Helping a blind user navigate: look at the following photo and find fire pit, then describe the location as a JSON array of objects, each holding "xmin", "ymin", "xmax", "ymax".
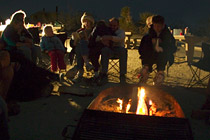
[
  {"xmin": 72, "ymin": 85, "xmax": 193, "ymax": 140},
  {"xmin": 88, "ymin": 85, "xmax": 185, "ymax": 118}
]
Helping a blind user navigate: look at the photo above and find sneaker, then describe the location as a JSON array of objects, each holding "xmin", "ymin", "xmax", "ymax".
[
  {"xmin": 153, "ymin": 72, "xmax": 165, "ymax": 86},
  {"xmin": 85, "ymin": 62, "xmax": 94, "ymax": 72},
  {"xmin": 138, "ymin": 67, "xmax": 149, "ymax": 84},
  {"xmin": 72, "ymin": 71, "xmax": 83, "ymax": 83}
]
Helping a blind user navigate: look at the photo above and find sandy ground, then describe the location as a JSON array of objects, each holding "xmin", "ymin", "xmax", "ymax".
[{"xmin": 8, "ymin": 47, "xmax": 210, "ymax": 140}]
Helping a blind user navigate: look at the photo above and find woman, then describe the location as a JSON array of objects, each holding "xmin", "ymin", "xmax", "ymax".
[
  {"xmin": 1, "ymin": 10, "xmax": 41, "ymax": 64},
  {"xmin": 1, "ymin": 11, "xmax": 60, "ymax": 102}
]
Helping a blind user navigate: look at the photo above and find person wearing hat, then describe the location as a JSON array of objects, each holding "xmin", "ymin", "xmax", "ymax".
[{"xmin": 71, "ymin": 12, "xmax": 95, "ymax": 83}]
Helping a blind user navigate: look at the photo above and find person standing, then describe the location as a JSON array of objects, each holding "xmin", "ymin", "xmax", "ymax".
[{"xmin": 40, "ymin": 25, "xmax": 66, "ymax": 73}]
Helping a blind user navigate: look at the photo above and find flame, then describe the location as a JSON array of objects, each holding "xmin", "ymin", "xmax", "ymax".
[
  {"xmin": 117, "ymin": 98, "xmax": 123, "ymax": 112},
  {"xmin": 115, "ymin": 87, "xmax": 154, "ymax": 116},
  {"xmin": 136, "ymin": 87, "xmax": 148, "ymax": 115},
  {"xmin": 149, "ymin": 100, "xmax": 153, "ymax": 116},
  {"xmin": 149, "ymin": 100, "xmax": 152, "ymax": 105},
  {"xmin": 126, "ymin": 99, "xmax": 131, "ymax": 113}
]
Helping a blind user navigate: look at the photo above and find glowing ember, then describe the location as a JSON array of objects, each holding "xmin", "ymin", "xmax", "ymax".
[{"xmin": 136, "ymin": 87, "xmax": 148, "ymax": 115}]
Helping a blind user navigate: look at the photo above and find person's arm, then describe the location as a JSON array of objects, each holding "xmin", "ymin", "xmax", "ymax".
[
  {"xmin": 16, "ymin": 42, "xmax": 32, "ymax": 48},
  {"xmin": 21, "ymin": 28, "xmax": 33, "ymax": 44},
  {"xmin": 3, "ymin": 26, "xmax": 20, "ymax": 47},
  {"xmin": 101, "ymin": 30, "xmax": 125, "ymax": 43},
  {"xmin": 112, "ymin": 30, "xmax": 125, "ymax": 43}
]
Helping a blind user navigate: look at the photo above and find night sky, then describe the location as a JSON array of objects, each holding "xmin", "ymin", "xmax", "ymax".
[{"xmin": 1, "ymin": 0, "xmax": 210, "ymax": 26}]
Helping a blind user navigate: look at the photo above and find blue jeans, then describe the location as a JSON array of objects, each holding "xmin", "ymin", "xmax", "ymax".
[
  {"xmin": 0, "ymin": 96, "xmax": 9, "ymax": 140},
  {"xmin": 75, "ymin": 40, "xmax": 89, "ymax": 70},
  {"xmin": 101, "ymin": 46, "xmax": 127, "ymax": 75},
  {"xmin": 17, "ymin": 45, "xmax": 41, "ymax": 64}
]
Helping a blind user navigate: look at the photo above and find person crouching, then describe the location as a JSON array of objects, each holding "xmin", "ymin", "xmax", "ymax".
[{"xmin": 138, "ymin": 15, "xmax": 176, "ymax": 86}]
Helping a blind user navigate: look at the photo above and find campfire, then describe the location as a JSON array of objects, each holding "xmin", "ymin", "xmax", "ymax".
[{"xmin": 88, "ymin": 85, "xmax": 185, "ymax": 118}]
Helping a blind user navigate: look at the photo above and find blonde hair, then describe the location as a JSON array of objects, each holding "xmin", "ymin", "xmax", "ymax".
[
  {"xmin": 146, "ymin": 15, "xmax": 154, "ymax": 28},
  {"xmin": 42, "ymin": 25, "xmax": 53, "ymax": 36},
  {"xmin": 81, "ymin": 12, "xmax": 94, "ymax": 28}
]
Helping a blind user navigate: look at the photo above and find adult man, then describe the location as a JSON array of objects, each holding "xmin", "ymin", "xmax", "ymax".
[
  {"xmin": 99, "ymin": 18, "xmax": 127, "ymax": 82},
  {"xmin": 138, "ymin": 15, "xmax": 176, "ymax": 86}
]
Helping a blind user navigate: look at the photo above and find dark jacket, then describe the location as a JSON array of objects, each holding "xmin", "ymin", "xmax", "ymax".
[
  {"xmin": 138, "ymin": 25, "xmax": 177, "ymax": 66},
  {"xmin": 89, "ymin": 21, "xmax": 115, "ymax": 48}
]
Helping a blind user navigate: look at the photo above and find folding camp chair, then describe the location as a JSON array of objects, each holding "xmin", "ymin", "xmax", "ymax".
[
  {"xmin": 108, "ymin": 56, "xmax": 120, "ymax": 73},
  {"xmin": 188, "ymin": 42, "xmax": 210, "ymax": 88},
  {"xmin": 108, "ymin": 49, "xmax": 128, "ymax": 74}
]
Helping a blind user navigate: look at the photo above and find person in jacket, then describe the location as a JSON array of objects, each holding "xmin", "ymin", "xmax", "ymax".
[
  {"xmin": 138, "ymin": 15, "xmax": 176, "ymax": 86},
  {"xmin": 1, "ymin": 10, "xmax": 41, "ymax": 64},
  {"xmin": 40, "ymin": 25, "xmax": 66, "ymax": 72},
  {"xmin": 88, "ymin": 20, "xmax": 115, "ymax": 79},
  {"xmin": 71, "ymin": 12, "xmax": 95, "ymax": 83}
]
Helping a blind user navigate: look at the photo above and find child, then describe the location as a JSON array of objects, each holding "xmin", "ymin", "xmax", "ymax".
[
  {"xmin": 138, "ymin": 15, "xmax": 176, "ymax": 86},
  {"xmin": 40, "ymin": 25, "xmax": 66, "ymax": 72}
]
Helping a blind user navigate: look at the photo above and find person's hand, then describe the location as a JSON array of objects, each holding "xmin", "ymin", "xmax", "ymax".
[
  {"xmin": 152, "ymin": 38, "xmax": 162, "ymax": 45},
  {"xmin": 155, "ymin": 45, "xmax": 163, "ymax": 52},
  {"xmin": 101, "ymin": 36, "xmax": 111, "ymax": 41}
]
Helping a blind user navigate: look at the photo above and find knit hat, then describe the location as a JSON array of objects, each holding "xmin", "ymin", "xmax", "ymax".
[{"xmin": 81, "ymin": 12, "xmax": 94, "ymax": 25}]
